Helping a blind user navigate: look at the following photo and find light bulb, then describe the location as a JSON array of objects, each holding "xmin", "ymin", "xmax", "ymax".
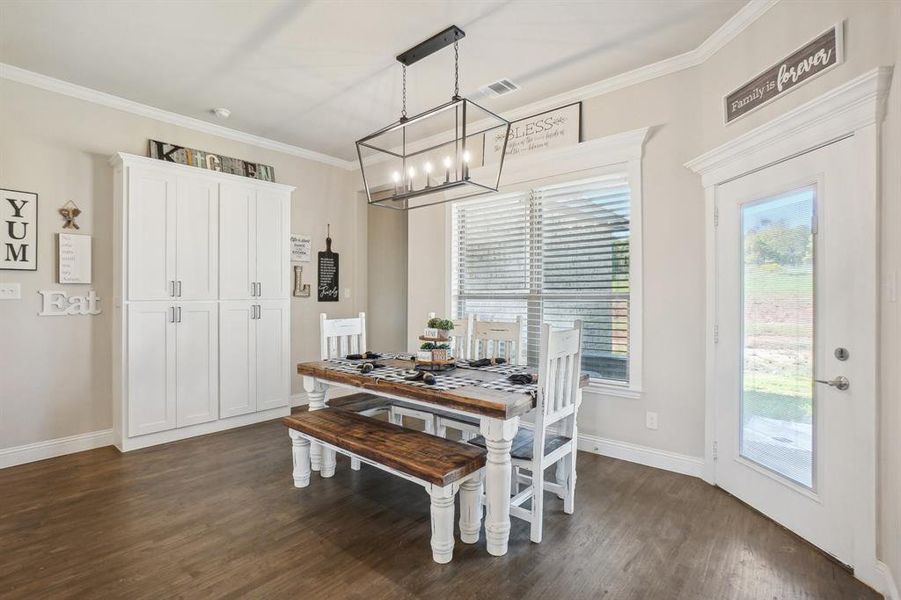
[
  {"xmin": 462, "ymin": 151, "xmax": 471, "ymax": 163},
  {"xmin": 392, "ymin": 171, "xmax": 400, "ymax": 182},
  {"xmin": 424, "ymin": 162, "xmax": 433, "ymax": 174},
  {"xmin": 408, "ymin": 166, "xmax": 416, "ymax": 178},
  {"xmin": 443, "ymin": 156, "xmax": 452, "ymax": 168}
]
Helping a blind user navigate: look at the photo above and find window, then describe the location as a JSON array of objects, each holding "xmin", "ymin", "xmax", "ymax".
[{"xmin": 451, "ymin": 173, "xmax": 633, "ymax": 384}]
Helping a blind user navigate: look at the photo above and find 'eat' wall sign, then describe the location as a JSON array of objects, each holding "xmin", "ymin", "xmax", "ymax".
[
  {"xmin": 724, "ymin": 23, "xmax": 843, "ymax": 124},
  {"xmin": 1, "ymin": 189, "xmax": 38, "ymax": 271}
]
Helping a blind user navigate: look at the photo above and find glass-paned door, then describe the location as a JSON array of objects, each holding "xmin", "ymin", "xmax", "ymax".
[{"xmin": 740, "ymin": 187, "xmax": 815, "ymax": 488}]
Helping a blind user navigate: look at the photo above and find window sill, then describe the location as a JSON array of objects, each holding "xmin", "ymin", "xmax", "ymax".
[{"xmin": 584, "ymin": 380, "xmax": 642, "ymax": 400}]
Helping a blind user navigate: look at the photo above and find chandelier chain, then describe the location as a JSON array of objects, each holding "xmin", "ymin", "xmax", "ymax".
[
  {"xmin": 454, "ymin": 40, "xmax": 460, "ymax": 97},
  {"xmin": 401, "ymin": 64, "xmax": 407, "ymax": 119}
]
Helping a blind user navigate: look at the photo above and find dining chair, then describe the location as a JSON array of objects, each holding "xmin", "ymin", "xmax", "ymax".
[
  {"xmin": 319, "ymin": 313, "xmax": 436, "ymax": 472},
  {"xmin": 435, "ymin": 315, "xmax": 523, "ymax": 441},
  {"xmin": 469, "ymin": 320, "xmax": 582, "ymax": 543}
]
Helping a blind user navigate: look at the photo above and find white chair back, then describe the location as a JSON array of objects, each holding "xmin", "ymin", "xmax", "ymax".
[
  {"xmin": 535, "ymin": 320, "xmax": 583, "ymax": 427},
  {"xmin": 320, "ymin": 312, "xmax": 367, "ymax": 360},
  {"xmin": 472, "ymin": 316, "xmax": 523, "ymax": 364}
]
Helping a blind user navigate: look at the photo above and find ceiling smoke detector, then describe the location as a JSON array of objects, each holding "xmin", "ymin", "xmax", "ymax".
[
  {"xmin": 481, "ymin": 78, "xmax": 520, "ymax": 97},
  {"xmin": 210, "ymin": 107, "xmax": 231, "ymax": 119}
]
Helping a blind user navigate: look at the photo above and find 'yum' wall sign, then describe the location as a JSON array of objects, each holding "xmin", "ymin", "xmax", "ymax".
[{"xmin": 724, "ymin": 24, "xmax": 843, "ymax": 124}]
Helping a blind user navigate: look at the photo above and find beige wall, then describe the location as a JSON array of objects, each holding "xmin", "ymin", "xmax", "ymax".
[
  {"xmin": 0, "ymin": 79, "xmax": 363, "ymax": 449},
  {"xmin": 402, "ymin": 0, "xmax": 900, "ymax": 581},
  {"xmin": 366, "ymin": 204, "xmax": 407, "ymax": 351}
]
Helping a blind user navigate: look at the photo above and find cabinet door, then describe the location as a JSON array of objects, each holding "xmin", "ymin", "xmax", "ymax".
[
  {"xmin": 256, "ymin": 299, "xmax": 290, "ymax": 410},
  {"xmin": 219, "ymin": 301, "xmax": 256, "ymax": 418},
  {"xmin": 175, "ymin": 302, "xmax": 219, "ymax": 427},
  {"xmin": 219, "ymin": 184, "xmax": 256, "ymax": 299},
  {"xmin": 176, "ymin": 177, "xmax": 219, "ymax": 300},
  {"xmin": 255, "ymin": 190, "xmax": 289, "ymax": 299},
  {"xmin": 128, "ymin": 168, "xmax": 176, "ymax": 300},
  {"xmin": 128, "ymin": 302, "xmax": 176, "ymax": 436}
]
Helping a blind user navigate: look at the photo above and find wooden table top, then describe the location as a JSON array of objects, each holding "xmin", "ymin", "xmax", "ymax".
[{"xmin": 297, "ymin": 358, "xmax": 589, "ymax": 420}]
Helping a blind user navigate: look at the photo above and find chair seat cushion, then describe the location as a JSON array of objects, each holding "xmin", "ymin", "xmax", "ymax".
[{"xmin": 469, "ymin": 428, "xmax": 570, "ymax": 461}]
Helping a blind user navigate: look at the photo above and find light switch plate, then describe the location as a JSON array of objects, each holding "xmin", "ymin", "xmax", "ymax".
[
  {"xmin": 0, "ymin": 283, "xmax": 21, "ymax": 299},
  {"xmin": 645, "ymin": 411, "xmax": 658, "ymax": 430},
  {"xmin": 344, "ymin": 287, "xmax": 351, "ymax": 299}
]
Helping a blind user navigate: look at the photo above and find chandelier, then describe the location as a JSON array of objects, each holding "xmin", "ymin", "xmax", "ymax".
[{"xmin": 356, "ymin": 26, "xmax": 510, "ymax": 211}]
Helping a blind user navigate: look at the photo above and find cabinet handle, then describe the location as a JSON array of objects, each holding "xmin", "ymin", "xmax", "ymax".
[
  {"xmin": 257, "ymin": 282, "xmax": 262, "ymax": 297},
  {"xmin": 255, "ymin": 304, "xmax": 261, "ymax": 319},
  {"xmin": 169, "ymin": 306, "xmax": 175, "ymax": 323},
  {"xmin": 176, "ymin": 306, "xmax": 182, "ymax": 323},
  {"xmin": 177, "ymin": 280, "xmax": 182, "ymax": 297},
  {"xmin": 169, "ymin": 280, "xmax": 175, "ymax": 297}
]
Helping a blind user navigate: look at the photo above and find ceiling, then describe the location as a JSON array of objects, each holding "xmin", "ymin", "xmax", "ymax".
[{"xmin": 0, "ymin": 0, "xmax": 746, "ymax": 162}]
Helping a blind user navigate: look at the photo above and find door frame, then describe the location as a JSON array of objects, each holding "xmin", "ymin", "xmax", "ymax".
[{"xmin": 686, "ymin": 67, "xmax": 892, "ymax": 589}]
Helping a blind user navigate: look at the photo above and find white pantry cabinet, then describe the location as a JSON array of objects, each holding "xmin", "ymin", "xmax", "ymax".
[
  {"xmin": 127, "ymin": 168, "xmax": 219, "ymax": 301},
  {"xmin": 220, "ymin": 184, "xmax": 290, "ymax": 300},
  {"xmin": 220, "ymin": 299, "xmax": 290, "ymax": 417},
  {"xmin": 112, "ymin": 153, "xmax": 294, "ymax": 452}
]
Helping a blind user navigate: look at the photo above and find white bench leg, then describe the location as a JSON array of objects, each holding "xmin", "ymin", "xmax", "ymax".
[
  {"xmin": 289, "ymin": 430, "xmax": 311, "ymax": 488},
  {"xmin": 459, "ymin": 472, "xmax": 483, "ymax": 544},
  {"xmin": 429, "ymin": 484, "xmax": 455, "ymax": 563},
  {"xmin": 321, "ymin": 446, "xmax": 336, "ymax": 478},
  {"xmin": 350, "ymin": 457, "xmax": 361, "ymax": 471}
]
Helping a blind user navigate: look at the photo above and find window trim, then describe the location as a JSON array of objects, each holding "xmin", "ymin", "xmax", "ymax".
[{"xmin": 445, "ymin": 128, "xmax": 647, "ymax": 396}]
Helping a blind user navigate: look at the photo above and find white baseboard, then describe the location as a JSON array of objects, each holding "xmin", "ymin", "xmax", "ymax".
[
  {"xmin": 291, "ymin": 393, "xmax": 306, "ymax": 407},
  {"xmin": 577, "ymin": 432, "xmax": 705, "ymax": 478},
  {"xmin": 877, "ymin": 561, "xmax": 900, "ymax": 600},
  {"xmin": 0, "ymin": 429, "xmax": 113, "ymax": 470}
]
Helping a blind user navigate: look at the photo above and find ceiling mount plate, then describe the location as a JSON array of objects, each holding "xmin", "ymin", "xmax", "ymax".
[{"xmin": 396, "ymin": 25, "xmax": 465, "ymax": 66}]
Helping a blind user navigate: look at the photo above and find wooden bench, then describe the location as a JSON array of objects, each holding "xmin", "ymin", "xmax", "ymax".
[{"xmin": 283, "ymin": 409, "xmax": 487, "ymax": 563}]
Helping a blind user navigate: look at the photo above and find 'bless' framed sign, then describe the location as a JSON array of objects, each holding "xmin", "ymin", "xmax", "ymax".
[{"xmin": 1, "ymin": 188, "xmax": 38, "ymax": 271}]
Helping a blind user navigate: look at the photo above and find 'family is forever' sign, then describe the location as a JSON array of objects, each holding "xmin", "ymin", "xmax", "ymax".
[{"xmin": 724, "ymin": 24, "xmax": 843, "ymax": 123}]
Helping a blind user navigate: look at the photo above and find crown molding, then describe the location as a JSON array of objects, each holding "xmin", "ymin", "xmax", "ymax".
[
  {"xmin": 487, "ymin": 0, "xmax": 780, "ymax": 126},
  {"xmin": 0, "ymin": 62, "xmax": 351, "ymax": 170},
  {"xmin": 1, "ymin": 0, "xmax": 776, "ymax": 173},
  {"xmin": 685, "ymin": 66, "xmax": 893, "ymax": 186}
]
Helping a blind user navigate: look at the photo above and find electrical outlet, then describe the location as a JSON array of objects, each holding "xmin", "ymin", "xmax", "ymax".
[
  {"xmin": 344, "ymin": 287, "xmax": 351, "ymax": 299},
  {"xmin": 646, "ymin": 411, "xmax": 658, "ymax": 430},
  {"xmin": 0, "ymin": 283, "xmax": 21, "ymax": 300}
]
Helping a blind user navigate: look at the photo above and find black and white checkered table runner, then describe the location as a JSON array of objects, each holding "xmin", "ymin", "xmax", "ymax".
[{"xmin": 323, "ymin": 358, "xmax": 537, "ymax": 396}]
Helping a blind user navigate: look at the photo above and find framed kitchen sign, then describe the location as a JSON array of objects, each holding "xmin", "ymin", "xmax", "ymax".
[
  {"xmin": 148, "ymin": 140, "xmax": 275, "ymax": 181},
  {"xmin": 483, "ymin": 102, "xmax": 581, "ymax": 164},
  {"xmin": 58, "ymin": 233, "xmax": 92, "ymax": 284},
  {"xmin": 724, "ymin": 23, "xmax": 843, "ymax": 124},
  {"xmin": 1, "ymin": 188, "xmax": 38, "ymax": 271}
]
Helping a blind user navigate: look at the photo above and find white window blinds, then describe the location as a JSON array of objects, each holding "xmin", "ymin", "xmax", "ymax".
[{"xmin": 452, "ymin": 173, "xmax": 631, "ymax": 382}]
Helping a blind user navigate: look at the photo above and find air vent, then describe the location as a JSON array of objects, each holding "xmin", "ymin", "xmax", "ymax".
[{"xmin": 482, "ymin": 78, "xmax": 520, "ymax": 97}]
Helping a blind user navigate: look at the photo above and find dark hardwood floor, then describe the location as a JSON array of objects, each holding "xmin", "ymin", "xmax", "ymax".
[{"xmin": 0, "ymin": 417, "xmax": 879, "ymax": 599}]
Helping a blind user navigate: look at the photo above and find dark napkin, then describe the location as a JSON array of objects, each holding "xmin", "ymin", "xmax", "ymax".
[
  {"xmin": 467, "ymin": 357, "xmax": 507, "ymax": 368},
  {"xmin": 508, "ymin": 373, "xmax": 536, "ymax": 385},
  {"xmin": 346, "ymin": 351, "xmax": 382, "ymax": 360}
]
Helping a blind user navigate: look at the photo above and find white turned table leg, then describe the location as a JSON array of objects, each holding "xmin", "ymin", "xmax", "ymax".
[
  {"xmin": 320, "ymin": 446, "xmax": 336, "ymax": 478},
  {"xmin": 303, "ymin": 376, "xmax": 327, "ymax": 472},
  {"xmin": 288, "ymin": 430, "xmax": 311, "ymax": 488},
  {"xmin": 350, "ymin": 457, "xmax": 361, "ymax": 471},
  {"xmin": 481, "ymin": 416, "xmax": 519, "ymax": 556},
  {"xmin": 459, "ymin": 472, "xmax": 483, "ymax": 544},
  {"xmin": 429, "ymin": 484, "xmax": 455, "ymax": 564}
]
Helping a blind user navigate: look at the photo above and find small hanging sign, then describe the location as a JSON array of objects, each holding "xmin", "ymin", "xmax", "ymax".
[
  {"xmin": 59, "ymin": 200, "xmax": 82, "ymax": 229},
  {"xmin": 58, "ymin": 233, "xmax": 92, "ymax": 284},
  {"xmin": 724, "ymin": 23, "xmax": 843, "ymax": 124},
  {"xmin": 317, "ymin": 225, "xmax": 339, "ymax": 302},
  {"xmin": 291, "ymin": 234, "xmax": 312, "ymax": 262}
]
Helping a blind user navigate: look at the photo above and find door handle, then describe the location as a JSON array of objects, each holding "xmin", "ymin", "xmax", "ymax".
[
  {"xmin": 815, "ymin": 375, "xmax": 849, "ymax": 391},
  {"xmin": 176, "ymin": 306, "xmax": 182, "ymax": 323}
]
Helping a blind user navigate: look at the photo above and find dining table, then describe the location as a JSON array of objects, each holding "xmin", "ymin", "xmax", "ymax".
[{"xmin": 296, "ymin": 354, "xmax": 589, "ymax": 556}]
